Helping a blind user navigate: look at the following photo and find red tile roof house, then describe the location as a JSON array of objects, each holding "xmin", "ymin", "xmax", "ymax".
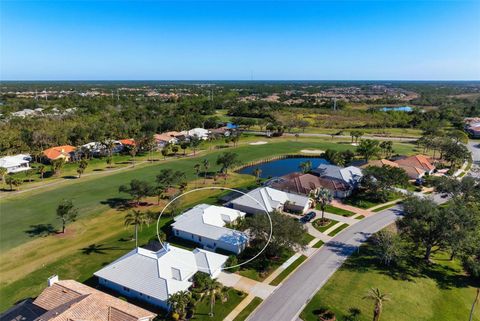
[
  {"xmin": 119, "ymin": 138, "xmax": 136, "ymax": 147},
  {"xmin": 0, "ymin": 276, "xmax": 156, "ymax": 321},
  {"xmin": 42, "ymin": 145, "xmax": 77, "ymax": 162},
  {"xmin": 393, "ymin": 155, "xmax": 435, "ymax": 179},
  {"xmin": 153, "ymin": 131, "xmax": 182, "ymax": 148},
  {"xmin": 271, "ymin": 172, "xmax": 352, "ymax": 199}
]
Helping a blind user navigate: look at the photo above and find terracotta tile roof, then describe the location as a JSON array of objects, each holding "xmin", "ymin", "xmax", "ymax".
[
  {"xmin": 360, "ymin": 159, "xmax": 399, "ymax": 168},
  {"xmin": 32, "ymin": 280, "xmax": 155, "ymax": 321},
  {"xmin": 119, "ymin": 139, "xmax": 136, "ymax": 146},
  {"xmin": 42, "ymin": 145, "xmax": 76, "ymax": 160},
  {"xmin": 395, "ymin": 155, "xmax": 435, "ymax": 171},
  {"xmin": 272, "ymin": 173, "xmax": 350, "ymax": 195}
]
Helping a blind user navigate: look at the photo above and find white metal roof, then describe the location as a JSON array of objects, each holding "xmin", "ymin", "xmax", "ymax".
[
  {"xmin": 94, "ymin": 245, "xmax": 227, "ymax": 302},
  {"xmin": 172, "ymin": 204, "xmax": 248, "ymax": 246},
  {"xmin": 230, "ymin": 187, "xmax": 310, "ymax": 213}
]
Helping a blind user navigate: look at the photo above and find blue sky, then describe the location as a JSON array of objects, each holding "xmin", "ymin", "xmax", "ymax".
[{"xmin": 1, "ymin": 1, "xmax": 479, "ymax": 80}]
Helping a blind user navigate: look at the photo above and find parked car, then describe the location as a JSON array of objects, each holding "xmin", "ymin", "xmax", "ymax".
[{"xmin": 299, "ymin": 211, "xmax": 316, "ymax": 224}]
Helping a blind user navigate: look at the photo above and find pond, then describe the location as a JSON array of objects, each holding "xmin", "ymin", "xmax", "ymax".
[
  {"xmin": 238, "ymin": 157, "xmax": 330, "ymax": 178},
  {"xmin": 380, "ymin": 106, "xmax": 413, "ymax": 112}
]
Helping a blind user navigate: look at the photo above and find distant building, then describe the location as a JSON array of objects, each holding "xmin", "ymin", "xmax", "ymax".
[
  {"xmin": 94, "ymin": 245, "xmax": 227, "ymax": 310},
  {"xmin": 43, "ymin": 145, "xmax": 76, "ymax": 162},
  {"xmin": 154, "ymin": 131, "xmax": 182, "ymax": 148},
  {"xmin": 0, "ymin": 277, "xmax": 156, "ymax": 321},
  {"xmin": 0, "ymin": 154, "xmax": 31, "ymax": 173},
  {"xmin": 119, "ymin": 138, "xmax": 136, "ymax": 147},
  {"xmin": 186, "ymin": 128, "xmax": 210, "ymax": 140},
  {"xmin": 230, "ymin": 187, "xmax": 313, "ymax": 215},
  {"xmin": 465, "ymin": 118, "xmax": 480, "ymax": 138},
  {"xmin": 172, "ymin": 204, "xmax": 248, "ymax": 254}
]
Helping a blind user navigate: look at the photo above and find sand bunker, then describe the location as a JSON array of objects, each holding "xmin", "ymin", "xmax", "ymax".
[
  {"xmin": 250, "ymin": 141, "xmax": 268, "ymax": 145},
  {"xmin": 301, "ymin": 149, "xmax": 324, "ymax": 154}
]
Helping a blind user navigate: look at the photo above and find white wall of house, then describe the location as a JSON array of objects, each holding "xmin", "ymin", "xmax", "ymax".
[
  {"xmin": 172, "ymin": 228, "xmax": 245, "ymax": 254},
  {"xmin": 98, "ymin": 277, "xmax": 169, "ymax": 310}
]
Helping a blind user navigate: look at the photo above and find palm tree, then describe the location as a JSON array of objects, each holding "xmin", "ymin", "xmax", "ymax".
[
  {"xmin": 0, "ymin": 167, "xmax": 7, "ymax": 188},
  {"xmin": 253, "ymin": 167, "xmax": 262, "ymax": 184},
  {"xmin": 194, "ymin": 163, "xmax": 201, "ymax": 188},
  {"xmin": 203, "ymin": 278, "xmax": 229, "ymax": 317},
  {"xmin": 363, "ymin": 288, "xmax": 390, "ymax": 321},
  {"xmin": 203, "ymin": 159, "xmax": 210, "ymax": 184},
  {"xmin": 124, "ymin": 210, "xmax": 148, "ymax": 247},
  {"xmin": 310, "ymin": 187, "xmax": 333, "ymax": 222},
  {"xmin": 299, "ymin": 160, "xmax": 312, "ymax": 174},
  {"xmin": 167, "ymin": 290, "xmax": 192, "ymax": 320},
  {"xmin": 37, "ymin": 165, "xmax": 46, "ymax": 180}
]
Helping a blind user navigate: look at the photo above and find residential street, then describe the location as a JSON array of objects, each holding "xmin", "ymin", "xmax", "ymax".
[
  {"xmin": 248, "ymin": 194, "xmax": 446, "ymax": 321},
  {"xmin": 468, "ymin": 140, "xmax": 480, "ymax": 178}
]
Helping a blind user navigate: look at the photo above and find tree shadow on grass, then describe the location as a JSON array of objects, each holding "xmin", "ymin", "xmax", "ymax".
[
  {"xmin": 342, "ymin": 242, "xmax": 479, "ymax": 290},
  {"xmin": 25, "ymin": 224, "xmax": 57, "ymax": 237},
  {"xmin": 80, "ymin": 243, "xmax": 123, "ymax": 255},
  {"xmin": 100, "ymin": 197, "xmax": 131, "ymax": 210}
]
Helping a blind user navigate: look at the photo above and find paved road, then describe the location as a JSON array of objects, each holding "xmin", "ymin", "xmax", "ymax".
[
  {"xmin": 248, "ymin": 194, "xmax": 445, "ymax": 321},
  {"xmin": 467, "ymin": 140, "xmax": 480, "ymax": 178},
  {"xmin": 244, "ymin": 131, "xmax": 417, "ymax": 142}
]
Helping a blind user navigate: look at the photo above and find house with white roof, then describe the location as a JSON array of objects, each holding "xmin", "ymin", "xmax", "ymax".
[
  {"xmin": 172, "ymin": 204, "xmax": 248, "ymax": 254},
  {"xmin": 186, "ymin": 128, "xmax": 210, "ymax": 140},
  {"xmin": 229, "ymin": 187, "xmax": 313, "ymax": 215},
  {"xmin": 0, "ymin": 154, "xmax": 31, "ymax": 173},
  {"xmin": 94, "ymin": 244, "xmax": 227, "ymax": 310}
]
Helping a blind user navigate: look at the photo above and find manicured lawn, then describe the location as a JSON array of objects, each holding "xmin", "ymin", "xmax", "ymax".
[
  {"xmin": 0, "ymin": 138, "xmax": 365, "ymax": 252},
  {"xmin": 191, "ymin": 288, "xmax": 246, "ymax": 321},
  {"xmin": 343, "ymin": 192, "xmax": 402, "ymax": 209},
  {"xmin": 372, "ymin": 202, "xmax": 400, "ymax": 212},
  {"xmin": 312, "ymin": 219, "xmax": 338, "ymax": 233},
  {"xmin": 328, "ymin": 223, "xmax": 349, "ymax": 236},
  {"xmin": 303, "ymin": 233, "xmax": 315, "ymax": 244},
  {"xmin": 269, "ymin": 255, "xmax": 308, "ymax": 286},
  {"xmin": 312, "ymin": 240, "xmax": 324, "ymax": 248},
  {"xmin": 322, "ymin": 204, "xmax": 356, "ymax": 217},
  {"xmin": 232, "ymin": 297, "xmax": 263, "ymax": 321},
  {"xmin": 237, "ymin": 250, "xmax": 294, "ymax": 282},
  {"xmin": 354, "ymin": 215, "xmax": 365, "ymax": 220},
  {"xmin": 300, "ymin": 244, "xmax": 480, "ymax": 321}
]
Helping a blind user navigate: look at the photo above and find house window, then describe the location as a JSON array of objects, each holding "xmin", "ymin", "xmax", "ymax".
[
  {"xmin": 198, "ymin": 236, "xmax": 202, "ymax": 241},
  {"xmin": 214, "ymin": 242, "xmax": 216, "ymax": 246},
  {"xmin": 175, "ymin": 230, "xmax": 179, "ymax": 236},
  {"xmin": 123, "ymin": 287, "xmax": 130, "ymax": 292}
]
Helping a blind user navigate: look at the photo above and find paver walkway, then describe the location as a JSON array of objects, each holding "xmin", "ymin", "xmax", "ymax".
[
  {"xmin": 217, "ymin": 272, "xmax": 276, "ymax": 299},
  {"xmin": 313, "ymin": 210, "xmax": 358, "ymax": 225},
  {"xmin": 305, "ymin": 223, "xmax": 332, "ymax": 242}
]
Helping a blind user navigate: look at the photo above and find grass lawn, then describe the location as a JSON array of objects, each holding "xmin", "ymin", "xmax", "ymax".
[
  {"xmin": 322, "ymin": 204, "xmax": 356, "ymax": 217},
  {"xmin": 300, "ymin": 244, "xmax": 480, "ymax": 321},
  {"xmin": 355, "ymin": 215, "xmax": 365, "ymax": 220},
  {"xmin": 191, "ymin": 288, "xmax": 246, "ymax": 321},
  {"xmin": 312, "ymin": 219, "xmax": 338, "ymax": 233},
  {"xmin": 232, "ymin": 297, "xmax": 263, "ymax": 321},
  {"xmin": 269, "ymin": 255, "xmax": 308, "ymax": 286},
  {"xmin": 0, "ymin": 137, "xmax": 374, "ymax": 252},
  {"xmin": 328, "ymin": 223, "xmax": 349, "ymax": 236},
  {"xmin": 343, "ymin": 192, "xmax": 402, "ymax": 209},
  {"xmin": 237, "ymin": 250, "xmax": 295, "ymax": 282},
  {"xmin": 303, "ymin": 233, "xmax": 315, "ymax": 244},
  {"xmin": 312, "ymin": 240, "xmax": 324, "ymax": 248},
  {"xmin": 372, "ymin": 202, "xmax": 400, "ymax": 212}
]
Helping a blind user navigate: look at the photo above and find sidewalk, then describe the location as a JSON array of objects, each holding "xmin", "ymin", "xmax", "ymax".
[
  {"xmin": 331, "ymin": 199, "xmax": 372, "ymax": 217},
  {"xmin": 224, "ymin": 294, "xmax": 256, "ymax": 321}
]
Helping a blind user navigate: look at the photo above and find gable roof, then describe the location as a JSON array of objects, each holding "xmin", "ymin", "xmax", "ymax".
[
  {"xmin": 230, "ymin": 187, "xmax": 310, "ymax": 212},
  {"xmin": 172, "ymin": 204, "xmax": 248, "ymax": 246},
  {"xmin": 29, "ymin": 279, "xmax": 155, "ymax": 321},
  {"xmin": 42, "ymin": 146, "xmax": 76, "ymax": 160},
  {"xmin": 394, "ymin": 155, "xmax": 435, "ymax": 172},
  {"xmin": 94, "ymin": 245, "xmax": 227, "ymax": 302}
]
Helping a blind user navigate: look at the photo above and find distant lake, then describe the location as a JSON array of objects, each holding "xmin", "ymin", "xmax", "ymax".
[
  {"xmin": 380, "ymin": 106, "xmax": 413, "ymax": 112},
  {"xmin": 238, "ymin": 157, "xmax": 330, "ymax": 178}
]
